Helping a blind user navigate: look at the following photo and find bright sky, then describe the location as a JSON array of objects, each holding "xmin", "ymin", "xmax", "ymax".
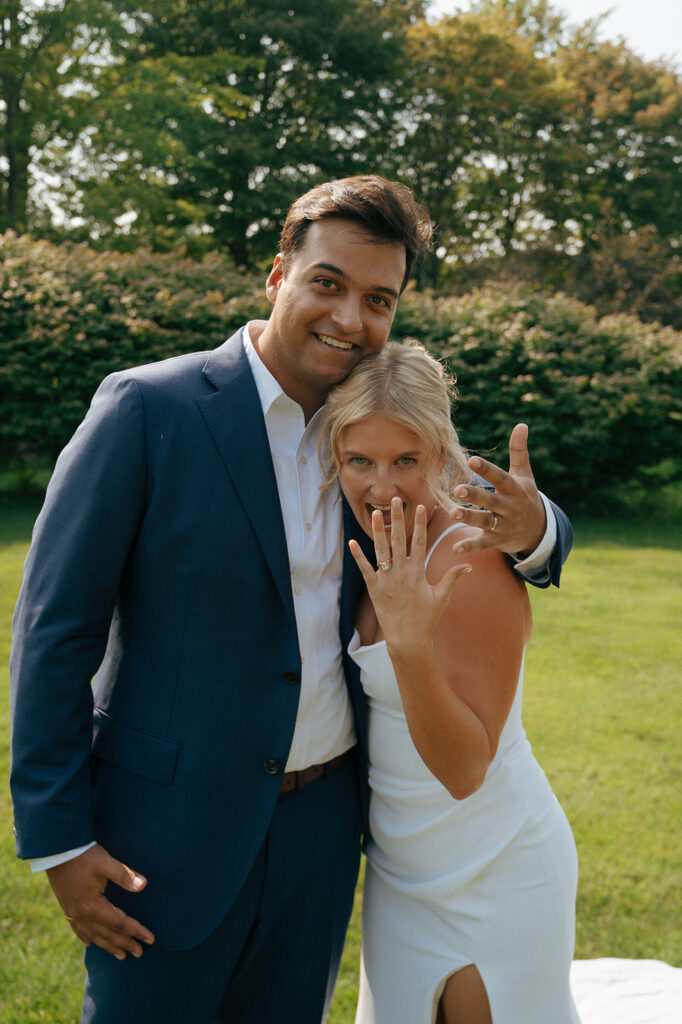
[{"xmin": 427, "ymin": 0, "xmax": 682, "ymax": 67}]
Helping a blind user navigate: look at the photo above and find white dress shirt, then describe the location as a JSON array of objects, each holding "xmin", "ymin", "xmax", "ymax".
[{"xmin": 242, "ymin": 326, "xmax": 356, "ymax": 771}]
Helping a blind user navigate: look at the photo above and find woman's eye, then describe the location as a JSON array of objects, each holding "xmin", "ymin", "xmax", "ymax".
[
  {"xmin": 349, "ymin": 456, "xmax": 369, "ymax": 466},
  {"xmin": 397, "ymin": 456, "xmax": 416, "ymax": 466}
]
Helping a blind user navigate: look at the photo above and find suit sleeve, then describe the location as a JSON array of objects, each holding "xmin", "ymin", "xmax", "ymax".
[
  {"xmin": 474, "ymin": 473, "xmax": 574, "ymax": 590},
  {"xmin": 10, "ymin": 373, "xmax": 147, "ymax": 858},
  {"xmin": 517, "ymin": 498, "xmax": 573, "ymax": 590}
]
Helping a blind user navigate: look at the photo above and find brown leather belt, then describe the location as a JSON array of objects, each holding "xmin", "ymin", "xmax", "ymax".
[{"xmin": 279, "ymin": 746, "xmax": 356, "ymax": 795}]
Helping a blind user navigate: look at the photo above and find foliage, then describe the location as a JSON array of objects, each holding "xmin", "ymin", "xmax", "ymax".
[
  {"xmin": 2, "ymin": 506, "xmax": 680, "ymax": 1021},
  {"xmin": 382, "ymin": 2, "xmax": 682, "ymax": 297},
  {"xmin": 2, "ymin": 232, "xmax": 681, "ymax": 512},
  {"xmin": 569, "ymin": 229, "xmax": 682, "ymax": 332},
  {"xmin": 444, "ymin": 229, "xmax": 682, "ymax": 332},
  {"xmin": 4, "ymin": 0, "xmax": 681, "ymax": 327},
  {"xmin": 549, "ymin": 36, "xmax": 682, "ymax": 248},
  {"xmin": 0, "ymin": 0, "xmax": 140, "ymax": 233},
  {"xmin": 392, "ymin": 285, "xmax": 682, "ymax": 511},
  {"xmin": 50, "ymin": 0, "xmax": 421, "ymax": 264},
  {"xmin": 0, "ymin": 232, "xmax": 268, "ymax": 468},
  {"xmin": 388, "ymin": 4, "xmax": 572, "ymax": 285}
]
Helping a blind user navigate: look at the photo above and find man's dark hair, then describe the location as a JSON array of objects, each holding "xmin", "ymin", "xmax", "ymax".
[{"xmin": 279, "ymin": 175, "xmax": 433, "ymax": 292}]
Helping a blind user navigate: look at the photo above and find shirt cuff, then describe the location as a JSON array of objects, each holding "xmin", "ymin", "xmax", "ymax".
[
  {"xmin": 30, "ymin": 841, "xmax": 97, "ymax": 873},
  {"xmin": 511, "ymin": 493, "xmax": 557, "ymax": 574}
]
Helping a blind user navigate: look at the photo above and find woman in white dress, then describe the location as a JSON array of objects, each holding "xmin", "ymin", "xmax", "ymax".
[{"xmin": 321, "ymin": 342, "xmax": 580, "ymax": 1024}]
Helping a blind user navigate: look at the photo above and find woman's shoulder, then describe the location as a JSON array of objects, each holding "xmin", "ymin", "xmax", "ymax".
[
  {"xmin": 425, "ymin": 519, "xmax": 472, "ymax": 560},
  {"xmin": 426, "ymin": 517, "xmax": 530, "ymax": 626},
  {"xmin": 427, "ymin": 530, "xmax": 517, "ymax": 586}
]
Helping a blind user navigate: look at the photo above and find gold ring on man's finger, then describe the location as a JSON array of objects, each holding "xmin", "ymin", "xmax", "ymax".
[{"xmin": 490, "ymin": 513, "xmax": 498, "ymax": 533}]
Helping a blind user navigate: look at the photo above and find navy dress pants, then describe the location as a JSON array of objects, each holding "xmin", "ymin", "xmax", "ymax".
[{"xmin": 81, "ymin": 757, "xmax": 363, "ymax": 1024}]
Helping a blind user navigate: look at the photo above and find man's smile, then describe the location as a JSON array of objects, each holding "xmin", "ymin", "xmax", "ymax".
[{"xmin": 315, "ymin": 332, "xmax": 357, "ymax": 351}]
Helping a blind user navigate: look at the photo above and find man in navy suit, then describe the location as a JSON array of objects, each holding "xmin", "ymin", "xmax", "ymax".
[{"xmin": 10, "ymin": 176, "xmax": 572, "ymax": 1023}]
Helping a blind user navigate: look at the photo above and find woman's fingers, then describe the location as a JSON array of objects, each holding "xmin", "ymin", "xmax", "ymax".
[
  {"xmin": 387, "ymin": 497, "xmax": 406, "ymax": 564},
  {"xmin": 372, "ymin": 509, "xmax": 392, "ymax": 570},
  {"xmin": 411, "ymin": 504, "xmax": 428, "ymax": 560},
  {"xmin": 348, "ymin": 539, "xmax": 376, "ymax": 583},
  {"xmin": 435, "ymin": 563, "xmax": 472, "ymax": 604}
]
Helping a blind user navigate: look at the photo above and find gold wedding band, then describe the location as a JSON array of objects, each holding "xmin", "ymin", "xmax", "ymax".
[
  {"xmin": 490, "ymin": 513, "xmax": 498, "ymax": 533},
  {"xmin": 65, "ymin": 914, "xmax": 75, "ymax": 922},
  {"xmin": 378, "ymin": 559, "xmax": 391, "ymax": 572}
]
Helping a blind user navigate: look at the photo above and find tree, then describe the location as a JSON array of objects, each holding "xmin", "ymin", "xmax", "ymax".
[
  {"xmin": 386, "ymin": 6, "xmax": 572, "ymax": 286},
  {"xmin": 0, "ymin": 0, "xmax": 138, "ymax": 233},
  {"xmin": 60, "ymin": 0, "xmax": 421, "ymax": 265},
  {"xmin": 389, "ymin": 0, "xmax": 682, "ymax": 305}
]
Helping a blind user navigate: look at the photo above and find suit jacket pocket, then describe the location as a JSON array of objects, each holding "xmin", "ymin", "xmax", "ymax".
[{"xmin": 92, "ymin": 708, "xmax": 180, "ymax": 784}]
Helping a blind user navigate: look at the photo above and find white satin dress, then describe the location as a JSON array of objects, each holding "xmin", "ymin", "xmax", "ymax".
[{"xmin": 349, "ymin": 525, "xmax": 581, "ymax": 1024}]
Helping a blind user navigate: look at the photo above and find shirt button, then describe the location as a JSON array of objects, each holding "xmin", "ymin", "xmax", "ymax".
[
  {"xmin": 263, "ymin": 759, "xmax": 281, "ymax": 775},
  {"xmin": 300, "ymin": 455, "xmax": 307, "ymax": 464},
  {"xmin": 283, "ymin": 671, "xmax": 301, "ymax": 685},
  {"xmin": 305, "ymin": 522, "xmax": 312, "ymax": 532}
]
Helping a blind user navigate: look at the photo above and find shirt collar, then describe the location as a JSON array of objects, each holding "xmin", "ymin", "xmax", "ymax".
[
  {"xmin": 242, "ymin": 323, "xmax": 326, "ymax": 432},
  {"xmin": 242, "ymin": 323, "xmax": 288, "ymax": 418}
]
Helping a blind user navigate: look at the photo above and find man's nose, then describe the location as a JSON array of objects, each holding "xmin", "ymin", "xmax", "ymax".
[{"xmin": 330, "ymin": 293, "xmax": 363, "ymax": 334}]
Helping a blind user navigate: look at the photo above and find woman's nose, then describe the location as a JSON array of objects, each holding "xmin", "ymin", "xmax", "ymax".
[{"xmin": 370, "ymin": 468, "xmax": 397, "ymax": 504}]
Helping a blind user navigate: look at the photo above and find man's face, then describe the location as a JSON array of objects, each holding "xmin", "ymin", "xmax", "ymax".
[{"xmin": 257, "ymin": 217, "xmax": 407, "ymax": 418}]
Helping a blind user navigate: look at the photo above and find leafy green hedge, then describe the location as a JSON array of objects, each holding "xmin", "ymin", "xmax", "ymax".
[
  {"xmin": 0, "ymin": 233, "xmax": 269, "ymax": 468},
  {"xmin": 2, "ymin": 233, "xmax": 681, "ymax": 511},
  {"xmin": 393, "ymin": 288, "xmax": 682, "ymax": 510}
]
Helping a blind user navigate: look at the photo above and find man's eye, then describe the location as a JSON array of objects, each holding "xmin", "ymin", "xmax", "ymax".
[{"xmin": 369, "ymin": 295, "xmax": 390, "ymax": 309}]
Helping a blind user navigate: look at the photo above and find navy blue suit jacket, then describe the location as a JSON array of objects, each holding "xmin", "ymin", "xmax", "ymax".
[
  {"xmin": 10, "ymin": 328, "xmax": 571, "ymax": 951},
  {"xmin": 10, "ymin": 330, "xmax": 368, "ymax": 950}
]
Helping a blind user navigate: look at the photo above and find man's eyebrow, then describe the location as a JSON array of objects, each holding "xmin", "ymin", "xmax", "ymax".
[{"xmin": 312, "ymin": 262, "xmax": 400, "ymax": 300}]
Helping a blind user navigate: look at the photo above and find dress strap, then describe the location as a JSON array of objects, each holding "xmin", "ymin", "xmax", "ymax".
[{"xmin": 424, "ymin": 523, "xmax": 466, "ymax": 569}]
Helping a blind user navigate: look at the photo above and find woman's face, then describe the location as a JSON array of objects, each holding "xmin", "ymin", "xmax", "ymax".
[{"xmin": 337, "ymin": 414, "xmax": 439, "ymax": 545}]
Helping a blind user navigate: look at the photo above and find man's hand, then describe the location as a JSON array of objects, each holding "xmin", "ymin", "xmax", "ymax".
[
  {"xmin": 47, "ymin": 843, "xmax": 155, "ymax": 960},
  {"xmin": 450, "ymin": 423, "xmax": 546, "ymax": 557}
]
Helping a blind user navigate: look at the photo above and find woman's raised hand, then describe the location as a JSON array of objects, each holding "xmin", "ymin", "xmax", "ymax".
[{"xmin": 348, "ymin": 497, "xmax": 471, "ymax": 653}]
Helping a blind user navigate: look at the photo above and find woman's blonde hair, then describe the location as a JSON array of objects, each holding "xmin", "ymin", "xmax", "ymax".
[{"xmin": 320, "ymin": 341, "xmax": 472, "ymax": 504}]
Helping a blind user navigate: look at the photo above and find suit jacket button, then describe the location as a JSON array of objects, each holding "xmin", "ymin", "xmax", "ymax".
[
  {"xmin": 263, "ymin": 758, "xmax": 281, "ymax": 774},
  {"xmin": 283, "ymin": 671, "xmax": 300, "ymax": 685}
]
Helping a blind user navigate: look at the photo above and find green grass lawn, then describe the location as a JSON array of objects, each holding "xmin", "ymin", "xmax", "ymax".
[{"xmin": 1, "ymin": 502, "xmax": 680, "ymax": 1022}]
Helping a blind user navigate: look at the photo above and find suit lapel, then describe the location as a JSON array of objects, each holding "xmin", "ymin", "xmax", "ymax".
[
  {"xmin": 197, "ymin": 330, "xmax": 296, "ymax": 627},
  {"xmin": 340, "ymin": 497, "xmax": 374, "ymax": 751},
  {"xmin": 340, "ymin": 496, "xmax": 375, "ymax": 652}
]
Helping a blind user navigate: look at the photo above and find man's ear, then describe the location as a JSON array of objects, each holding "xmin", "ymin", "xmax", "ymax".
[{"xmin": 265, "ymin": 254, "xmax": 284, "ymax": 304}]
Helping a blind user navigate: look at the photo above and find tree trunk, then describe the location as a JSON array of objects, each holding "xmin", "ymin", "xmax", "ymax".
[{"xmin": 4, "ymin": 90, "xmax": 29, "ymax": 232}]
